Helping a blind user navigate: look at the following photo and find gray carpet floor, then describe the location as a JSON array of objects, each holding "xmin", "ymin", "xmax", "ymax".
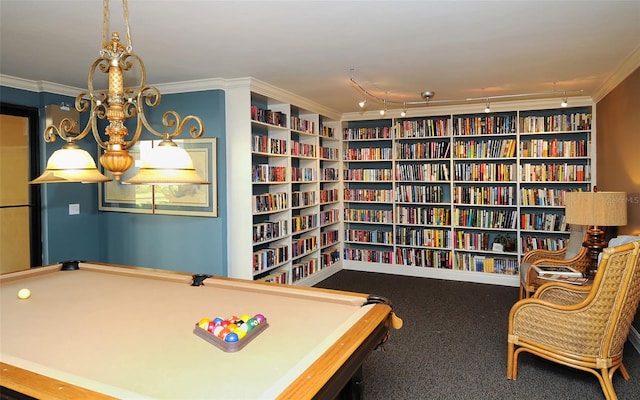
[{"xmin": 315, "ymin": 270, "xmax": 640, "ymax": 400}]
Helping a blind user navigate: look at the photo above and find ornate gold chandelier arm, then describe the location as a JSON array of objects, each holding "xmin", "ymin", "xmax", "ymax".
[
  {"xmin": 136, "ymin": 100, "xmax": 205, "ymax": 143},
  {"xmin": 43, "ymin": 118, "xmax": 78, "ymax": 144}
]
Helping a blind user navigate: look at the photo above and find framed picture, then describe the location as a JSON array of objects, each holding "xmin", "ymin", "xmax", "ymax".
[
  {"xmin": 98, "ymin": 138, "xmax": 218, "ymax": 217},
  {"xmin": 98, "ymin": 142, "xmax": 153, "ymax": 214},
  {"xmin": 153, "ymin": 138, "xmax": 218, "ymax": 217}
]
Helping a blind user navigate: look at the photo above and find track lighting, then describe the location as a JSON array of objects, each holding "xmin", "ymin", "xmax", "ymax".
[{"xmin": 349, "ymin": 69, "xmax": 584, "ymax": 113}]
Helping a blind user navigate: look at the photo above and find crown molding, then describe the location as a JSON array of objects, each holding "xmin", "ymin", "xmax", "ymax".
[
  {"xmin": 592, "ymin": 46, "xmax": 640, "ymax": 103},
  {"xmin": 0, "ymin": 75, "xmax": 83, "ymax": 97}
]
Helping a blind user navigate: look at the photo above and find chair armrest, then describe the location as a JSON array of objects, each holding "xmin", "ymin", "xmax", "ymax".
[
  {"xmin": 521, "ymin": 247, "xmax": 567, "ymax": 263},
  {"xmin": 533, "ymin": 281, "xmax": 590, "ymax": 305}
]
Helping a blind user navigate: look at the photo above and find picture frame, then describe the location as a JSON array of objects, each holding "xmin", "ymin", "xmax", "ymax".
[{"xmin": 98, "ymin": 138, "xmax": 218, "ymax": 217}]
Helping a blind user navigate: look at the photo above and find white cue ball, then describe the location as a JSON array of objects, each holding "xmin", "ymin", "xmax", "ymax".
[{"xmin": 17, "ymin": 288, "xmax": 31, "ymax": 300}]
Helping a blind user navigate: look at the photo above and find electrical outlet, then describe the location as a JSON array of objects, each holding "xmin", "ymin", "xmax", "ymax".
[{"xmin": 69, "ymin": 204, "xmax": 80, "ymax": 215}]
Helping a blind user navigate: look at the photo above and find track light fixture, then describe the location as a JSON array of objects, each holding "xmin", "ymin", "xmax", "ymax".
[
  {"xmin": 349, "ymin": 69, "xmax": 584, "ymax": 114},
  {"xmin": 358, "ymin": 92, "xmax": 367, "ymax": 108}
]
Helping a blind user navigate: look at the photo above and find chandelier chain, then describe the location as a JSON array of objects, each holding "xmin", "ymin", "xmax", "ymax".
[{"xmin": 102, "ymin": 0, "xmax": 133, "ymax": 52}]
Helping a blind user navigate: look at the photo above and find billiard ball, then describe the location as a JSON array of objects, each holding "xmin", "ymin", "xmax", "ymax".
[
  {"xmin": 17, "ymin": 288, "xmax": 31, "ymax": 300},
  {"xmin": 224, "ymin": 332, "xmax": 239, "ymax": 343},
  {"xmin": 254, "ymin": 314, "xmax": 266, "ymax": 324}
]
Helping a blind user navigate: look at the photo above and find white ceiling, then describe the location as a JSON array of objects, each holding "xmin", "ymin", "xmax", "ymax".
[{"xmin": 1, "ymin": 0, "xmax": 639, "ymax": 114}]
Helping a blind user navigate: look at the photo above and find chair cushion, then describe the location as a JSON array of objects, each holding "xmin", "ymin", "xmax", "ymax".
[
  {"xmin": 598, "ymin": 235, "xmax": 640, "ymax": 263},
  {"xmin": 564, "ymin": 225, "xmax": 586, "ymax": 259},
  {"xmin": 520, "ymin": 262, "xmax": 532, "ymax": 283}
]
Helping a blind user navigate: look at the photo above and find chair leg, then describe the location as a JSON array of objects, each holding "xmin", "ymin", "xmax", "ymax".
[
  {"xmin": 618, "ymin": 363, "xmax": 630, "ymax": 380},
  {"xmin": 599, "ymin": 368, "xmax": 618, "ymax": 400},
  {"xmin": 507, "ymin": 342, "xmax": 517, "ymax": 380}
]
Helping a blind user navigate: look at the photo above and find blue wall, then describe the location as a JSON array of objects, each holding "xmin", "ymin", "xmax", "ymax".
[{"xmin": 0, "ymin": 85, "xmax": 228, "ymax": 276}]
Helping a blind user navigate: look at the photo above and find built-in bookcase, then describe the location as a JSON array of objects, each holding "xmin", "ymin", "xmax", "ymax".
[
  {"xmin": 226, "ymin": 79, "xmax": 343, "ymax": 286},
  {"xmin": 341, "ymin": 100, "xmax": 593, "ymax": 287}
]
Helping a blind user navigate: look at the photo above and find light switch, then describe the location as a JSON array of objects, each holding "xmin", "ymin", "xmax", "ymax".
[{"xmin": 69, "ymin": 203, "xmax": 80, "ymax": 215}]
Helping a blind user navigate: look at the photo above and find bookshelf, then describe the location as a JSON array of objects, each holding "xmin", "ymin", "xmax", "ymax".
[
  {"xmin": 226, "ymin": 78, "xmax": 343, "ymax": 286},
  {"xmin": 341, "ymin": 100, "xmax": 594, "ymax": 286}
]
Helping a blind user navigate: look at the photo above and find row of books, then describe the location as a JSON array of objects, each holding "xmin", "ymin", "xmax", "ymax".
[
  {"xmin": 320, "ymin": 209, "xmax": 340, "ymax": 226},
  {"xmin": 343, "ymin": 168, "xmax": 393, "ymax": 181},
  {"xmin": 320, "ymin": 229, "xmax": 339, "ymax": 247},
  {"xmin": 344, "ymin": 147, "xmax": 393, "ymax": 161},
  {"xmin": 344, "ymin": 188, "xmax": 393, "ymax": 203},
  {"xmin": 252, "ymin": 219, "xmax": 288, "ymax": 244},
  {"xmin": 290, "ymin": 116, "xmax": 315, "ymax": 134},
  {"xmin": 319, "ymin": 146, "xmax": 339, "ymax": 160},
  {"xmin": 291, "ymin": 167, "xmax": 317, "ymax": 182},
  {"xmin": 251, "ymin": 106, "xmax": 287, "ymax": 128},
  {"xmin": 453, "ymin": 115, "xmax": 517, "ymax": 136},
  {"xmin": 291, "ymin": 214, "xmax": 318, "ymax": 233},
  {"xmin": 454, "ymin": 162, "xmax": 516, "ymax": 182},
  {"xmin": 520, "ymin": 139, "xmax": 589, "ymax": 158},
  {"xmin": 343, "ymin": 248, "xmax": 394, "ymax": 264},
  {"xmin": 520, "ymin": 188, "xmax": 585, "ymax": 207},
  {"xmin": 395, "ymin": 163, "xmax": 450, "ymax": 182},
  {"xmin": 453, "ymin": 185, "xmax": 515, "ymax": 206},
  {"xmin": 320, "ymin": 188, "xmax": 339, "ymax": 203},
  {"xmin": 320, "ymin": 168, "xmax": 339, "ymax": 181},
  {"xmin": 291, "ymin": 258, "xmax": 320, "ymax": 283},
  {"xmin": 291, "ymin": 190, "xmax": 317, "ymax": 208},
  {"xmin": 253, "ymin": 192, "xmax": 288, "ymax": 214},
  {"xmin": 291, "ymin": 235, "xmax": 317, "ymax": 259},
  {"xmin": 396, "ymin": 141, "xmax": 451, "ymax": 160},
  {"xmin": 454, "ymin": 138, "xmax": 516, "ymax": 159},
  {"xmin": 520, "ymin": 212, "xmax": 568, "ymax": 232},
  {"xmin": 521, "ymin": 236, "xmax": 566, "ymax": 252},
  {"xmin": 395, "ymin": 206, "xmax": 450, "ymax": 226},
  {"xmin": 321, "ymin": 126, "xmax": 336, "ymax": 139},
  {"xmin": 454, "ymin": 254, "xmax": 518, "ymax": 274},
  {"xmin": 395, "ymin": 247, "xmax": 452, "ymax": 268},
  {"xmin": 252, "ymin": 135, "xmax": 287, "ymax": 155},
  {"xmin": 396, "ymin": 184, "xmax": 444, "ymax": 203},
  {"xmin": 253, "ymin": 245, "xmax": 289, "ymax": 273},
  {"xmin": 321, "ymin": 247, "xmax": 341, "ymax": 268},
  {"xmin": 344, "ymin": 229, "xmax": 394, "ymax": 245},
  {"xmin": 344, "ymin": 208, "xmax": 393, "ymax": 224},
  {"xmin": 343, "ymin": 126, "xmax": 393, "ymax": 140},
  {"xmin": 260, "ymin": 269, "xmax": 288, "ymax": 284},
  {"xmin": 291, "ymin": 142, "xmax": 316, "ymax": 158},
  {"xmin": 395, "ymin": 227, "xmax": 451, "ymax": 248},
  {"xmin": 252, "ymin": 165, "xmax": 287, "ymax": 183},
  {"xmin": 520, "ymin": 163, "xmax": 590, "ymax": 182},
  {"xmin": 519, "ymin": 112, "xmax": 592, "ymax": 133},
  {"xmin": 395, "ymin": 118, "xmax": 449, "ymax": 138},
  {"xmin": 453, "ymin": 208, "xmax": 518, "ymax": 230},
  {"xmin": 454, "ymin": 231, "xmax": 491, "ymax": 251}
]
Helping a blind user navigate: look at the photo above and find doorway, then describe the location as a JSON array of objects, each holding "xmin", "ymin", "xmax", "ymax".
[{"xmin": 0, "ymin": 103, "xmax": 42, "ymax": 272}]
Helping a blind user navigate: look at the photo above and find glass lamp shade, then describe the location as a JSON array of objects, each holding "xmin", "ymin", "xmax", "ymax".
[
  {"xmin": 125, "ymin": 140, "xmax": 208, "ymax": 185},
  {"xmin": 30, "ymin": 144, "xmax": 111, "ymax": 184}
]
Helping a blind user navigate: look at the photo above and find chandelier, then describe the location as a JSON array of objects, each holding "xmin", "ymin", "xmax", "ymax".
[{"xmin": 32, "ymin": 0, "xmax": 207, "ymax": 185}]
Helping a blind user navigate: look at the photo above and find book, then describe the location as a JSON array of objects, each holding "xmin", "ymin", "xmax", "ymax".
[
  {"xmin": 532, "ymin": 264, "xmax": 583, "ymax": 277},
  {"xmin": 537, "ymin": 274, "xmax": 589, "ymax": 286}
]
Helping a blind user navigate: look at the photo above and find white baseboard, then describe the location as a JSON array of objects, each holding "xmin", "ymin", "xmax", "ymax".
[{"xmin": 629, "ymin": 326, "xmax": 640, "ymax": 354}]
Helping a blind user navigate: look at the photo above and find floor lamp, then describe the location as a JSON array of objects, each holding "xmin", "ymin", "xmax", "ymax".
[{"xmin": 564, "ymin": 191, "xmax": 628, "ymax": 279}]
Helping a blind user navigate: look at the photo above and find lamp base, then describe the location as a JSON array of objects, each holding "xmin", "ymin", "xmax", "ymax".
[{"xmin": 583, "ymin": 226, "xmax": 607, "ymax": 280}]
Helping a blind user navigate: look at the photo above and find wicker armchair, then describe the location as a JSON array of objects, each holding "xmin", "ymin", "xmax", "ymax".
[
  {"xmin": 519, "ymin": 225, "xmax": 590, "ymax": 299},
  {"xmin": 507, "ymin": 241, "xmax": 640, "ymax": 400}
]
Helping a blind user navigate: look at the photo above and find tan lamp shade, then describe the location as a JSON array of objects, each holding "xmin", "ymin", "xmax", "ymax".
[
  {"xmin": 125, "ymin": 140, "xmax": 208, "ymax": 185},
  {"xmin": 30, "ymin": 143, "xmax": 111, "ymax": 184},
  {"xmin": 564, "ymin": 191, "xmax": 628, "ymax": 227}
]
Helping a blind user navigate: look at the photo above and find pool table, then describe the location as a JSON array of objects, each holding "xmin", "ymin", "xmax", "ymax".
[{"xmin": 0, "ymin": 262, "xmax": 399, "ymax": 399}]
